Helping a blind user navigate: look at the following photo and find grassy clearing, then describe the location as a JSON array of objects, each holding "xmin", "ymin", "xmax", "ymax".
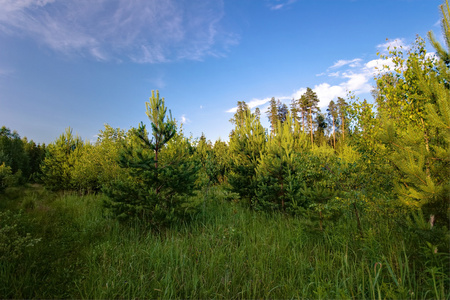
[{"xmin": 0, "ymin": 185, "xmax": 448, "ymax": 299}]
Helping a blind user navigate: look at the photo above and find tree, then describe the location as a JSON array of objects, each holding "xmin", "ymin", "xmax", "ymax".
[
  {"xmin": 104, "ymin": 91, "xmax": 200, "ymax": 227},
  {"xmin": 299, "ymin": 94, "xmax": 309, "ymax": 132},
  {"xmin": 0, "ymin": 163, "xmax": 13, "ymax": 193},
  {"xmin": 229, "ymin": 101, "xmax": 249, "ymax": 127},
  {"xmin": 337, "ymin": 97, "xmax": 348, "ymax": 143},
  {"xmin": 375, "ymin": 3, "xmax": 450, "ymax": 223},
  {"xmin": 254, "ymin": 107, "xmax": 261, "ymax": 121},
  {"xmin": 228, "ymin": 105, "xmax": 267, "ymax": 203},
  {"xmin": 428, "ymin": 0, "xmax": 450, "ymax": 66},
  {"xmin": 327, "ymin": 100, "xmax": 338, "ymax": 149},
  {"xmin": 302, "ymin": 88, "xmax": 320, "ymax": 145},
  {"xmin": 314, "ymin": 113, "xmax": 328, "ymax": 145},
  {"xmin": 0, "ymin": 127, "xmax": 29, "ymax": 183},
  {"xmin": 266, "ymin": 97, "xmax": 278, "ymax": 135},
  {"xmin": 277, "ymin": 100, "xmax": 289, "ymax": 124},
  {"xmin": 207, "ymin": 139, "xmax": 230, "ymax": 185},
  {"xmin": 41, "ymin": 127, "xmax": 83, "ymax": 191},
  {"xmin": 23, "ymin": 139, "xmax": 46, "ymax": 183},
  {"xmin": 71, "ymin": 125, "xmax": 126, "ymax": 193},
  {"xmin": 290, "ymin": 98, "xmax": 300, "ymax": 130},
  {"xmin": 255, "ymin": 114, "xmax": 308, "ymax": 211}
]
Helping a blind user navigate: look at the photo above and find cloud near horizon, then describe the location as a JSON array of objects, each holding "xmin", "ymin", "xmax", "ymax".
[
  {"xmin": 226, "ymin": 46, "xmax": 400, "ymax": 114},
  {"xmin": 0, "ymin": 0, "xmax": 237, "ymax": 63}
]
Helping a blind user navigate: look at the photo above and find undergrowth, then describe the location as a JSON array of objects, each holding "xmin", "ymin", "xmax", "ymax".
[{"xmin": 0, "ymin": 185, "xmax": 448, "ymax": 299}]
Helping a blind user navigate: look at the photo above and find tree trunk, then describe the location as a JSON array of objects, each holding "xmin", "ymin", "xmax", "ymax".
[
  {"xmin": 310, "ymin": 107, "xmax": 313, "ymax": 146},
  {"xmin": 332, "ymin": 117, "xmax": 336, "ymax": 149}
]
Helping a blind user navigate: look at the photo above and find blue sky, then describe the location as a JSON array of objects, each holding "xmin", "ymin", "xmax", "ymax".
[{"xmin": 0, "ymin": 0, "xmax": 443, "ymax": 144}]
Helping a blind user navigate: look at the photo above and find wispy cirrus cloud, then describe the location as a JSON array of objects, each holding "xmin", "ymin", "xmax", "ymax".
[
  {"xmin": 0, "ymin": 0, "xmax": 238, "ymax": 63},
  {"xmin": 329, "ymin": 58, "xmax": 362, "ymax": 69},
  {"xmin": 267, "ymin": 0, "xmax": 298, "ymax": 10}
]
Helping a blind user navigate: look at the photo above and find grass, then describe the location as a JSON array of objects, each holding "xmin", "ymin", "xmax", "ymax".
[{"xmin": 0, "ymin": 185, "xmax": 449, "ymax": 299}]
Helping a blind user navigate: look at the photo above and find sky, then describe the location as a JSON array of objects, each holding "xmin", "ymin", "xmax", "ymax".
[{"xmin": 0, "ymin": 0, "xmax": 444, "ymax": 144}]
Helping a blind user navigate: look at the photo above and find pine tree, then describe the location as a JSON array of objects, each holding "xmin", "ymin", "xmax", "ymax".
[
  {"xmin": 229, "ymin": 105, "xmax": 266, "ymax": 203},
  {"xmin": 315, "ymin": 113, "xmax": 327, "ymax": 145},
  {"xmin": 428, "ymin": 0, "xmax": 450, "ymax": 66},
  {"xmin": 290, "ymin": 98, "xmax": 300, "ymax": 129},
  {"xmin": 377, "ymin": 2, "xmax": 450, "ymax": 223},
  {"xmin": 0, "ymin": 127, "xmax": 30, "ymax": 183},
  {"xmin": 208, "ymin": 139, "xmax": 230, "ymax": 184},
  {"xmin": 104, "ymin": 91, "xmax": 200, "ymax": 227},
  {"xmin": 254, "ymin": 107, "xmax": 261, "ymax": 121},
  {"xmin": 255, "ymin": 114, "xmax": 308, "ymax": 211},
  {"xmin": 277, "ymin": 100, "xmax": 289, "ymax": 124},
  {"xmin": 267, "ymin": 97, "xmax": 278, "ymax": 135},
  {"xmin": 41, "ymin": 127, "xmax": 83, "ymax": 191},
  {"xmin": 230, "ymin": 101, "xmax": 249, "ymax": 127},
  {"xmin": 327, "ymin": 100, "xmax": 338, "ymax": 149},
  {"xmin": 337, "ymin": 97, "xmax": 348, "ymax": 143},
  {"xmin": 299, "ymin": 94, "xmax": 309, "ymax": 132},
  {"xmin": 302, "ymin": 88, "xmax": 320, "ymax": 145}
]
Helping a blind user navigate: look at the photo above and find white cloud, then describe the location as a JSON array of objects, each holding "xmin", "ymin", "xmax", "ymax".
[
  {"xmin": 225, "ymin": 38, "xmax": 410, "ymax": 113},
  {"xmin": 376, "ymin": 38, "xmax": 408, "ymax": 53},
  {"xmin": 328, "ymin": 71, "xmax": 340, "ymax": 77},
  {"xmin": 247, "ymin": 98, "xmax": 272, "ymax": 108},
  {"xmin": 0, "ymin": 0, "xmax": 237, "ymax": 63},
  {"xmin": 180, "ymin": 114, "xmax": 190, "ymax": 124},
  {"xmin": 364, "ymin": 57, "xmax": 395, "ymax": 73},
  {"xmin": 329, "ymin": 58, "xmax": 362, "ymax": 69},
  {"xmin": 312, "ymin": 84, "xmax": 346, "ymax": 108},
  {"xmin": 225, "ymin": 96, "xmax": 290, "ymax": 113},
  {"xmin": 267, "ymin": 0, "xmax": 297, "ymax": 10}
]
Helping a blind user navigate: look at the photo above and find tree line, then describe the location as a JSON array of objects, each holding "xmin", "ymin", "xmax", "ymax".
[{"xmin": 1, "ymin": 3, "xmax": 449, "ymax": 231}]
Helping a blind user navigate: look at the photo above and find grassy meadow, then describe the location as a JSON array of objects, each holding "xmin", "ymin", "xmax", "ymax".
[{"xmin": 0, "ymin": 184, "xmax": 448, "ymax": 299}]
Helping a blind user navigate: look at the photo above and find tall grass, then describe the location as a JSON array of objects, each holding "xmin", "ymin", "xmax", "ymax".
[{"xmin": 0, "ymin": 185, "xmax": 448, "ymax": 299}]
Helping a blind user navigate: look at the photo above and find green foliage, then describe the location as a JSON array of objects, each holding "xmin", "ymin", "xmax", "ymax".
[
  {"xmin": 22, "ymin": 139, "xmax": 46, "ymax": 183},
  {"xmin": 104, "ymin": 91, "xmax": 200, "ymax": 227},
  {"xmin": 40, "ymin": 127, "xmax": 83, "ymax": 191},
  {"xmin": 302, "ymin": 87, "xmax": 321, "ymax": 145},
  {"xmin": 207, "ymin": 139, "xmax": 230, "ymax": 184},
  {"xmin": 254, "ymin": 116, "xmax": 308, "ymax": 211},
  {"xmin": 374, "ymin": 11, "xmax": 450, "ymax": 222},
  {"xmin": 0, "ymin": 163, "xmax": 14, "ymax": 193},
  {"xmin": 228, "ymin": 106, "xmax": 267, "ymax": 203},
  {"xmin": 0, "ymin": 210, "xmax": 41, "ymax": 262},
  {"xmin": 71, "ymin": 125, "xmax": 126, "ymax": 193},
  {"xmin": 0, "ymin": 126, "xmax": 30, "ymax": 183}
]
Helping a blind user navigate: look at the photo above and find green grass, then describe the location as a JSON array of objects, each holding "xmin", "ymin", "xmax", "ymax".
[{"xmin": 0, "ymin": 185, "xmax": 448, "ymax": 299}]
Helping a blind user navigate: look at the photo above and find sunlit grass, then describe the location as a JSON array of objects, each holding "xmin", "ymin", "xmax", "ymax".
[{"xmin": 0, "ymin": 185, "xmax": 448, "ymax": 299}]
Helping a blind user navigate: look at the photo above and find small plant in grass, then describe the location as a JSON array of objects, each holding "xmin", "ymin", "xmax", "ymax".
[
  {"xmin": 0, "ymin": 210, "xmax": 41, "ymax": 262},
  {"xmin": 103, "ymin": 91, "xmax": 200, "ymax": 228}
]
